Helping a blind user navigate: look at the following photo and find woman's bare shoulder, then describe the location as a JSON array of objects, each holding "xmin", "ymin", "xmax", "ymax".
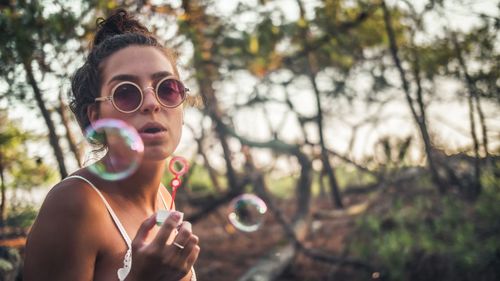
[
  {"xmin": 40, "ymin": 173, "xmax": 105, "ymax": 219},
  {"xmin": 23, "ymin": 172, "xmax": 108, "ymax": 280},
  {"xmin": 28, "ymin": 170, "xmax": 111, "ymax": 242}
]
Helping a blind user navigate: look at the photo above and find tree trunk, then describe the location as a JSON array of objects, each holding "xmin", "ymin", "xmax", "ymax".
[
  {"xmin": 474, "ymin": 97, "xmax": 489, "ymax": 164},
  {"xmin": 381, "ymin": 1, "xmax": 446, "ymax": 193},
  {"xmin": 181, "ymin": 0, "xmax": 240, "ymax": 192},
  {"xmin": 410, "ymin": 43, "xmax": 448, "ymax": 193},
  {"xmin": 319, "ymin": 167, "xmax": 326, "ymax": 197},
  {"xmin": 294, "ymin": 152, "xmax": 313, "ymax": 217},
  {"xmin": 23, "ymin": 60, "xmax": 68, "ymax": 178},
  {"xmin": 194, "ymin": 130, "xmax": 222, "ymax": 192},
  {"xmin": 466, "ymin": 90, "xmax": 482, "ymax": 198},
  {"xmin": 58, "ymin": 91, "xmax": 83, "ymax": 167},
  {"xmin": 0, "ymin": 152, "xmax": 6, "ymax": 226},
  {"xmin": 297, "ymin": 0, "xmax": 343, "ymax": 208},
  {"xmin": 309, "ymin": 71, "xmax": 343, "ymax": 208},
  {"xmin": 451, "ymin": 33, "xmax": 483, "ymax": 197}
]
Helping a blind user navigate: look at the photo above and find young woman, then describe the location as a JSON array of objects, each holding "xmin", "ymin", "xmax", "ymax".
[{"xmin": 23, "ymin": 9, "xmax": 199, "ymax": 281}]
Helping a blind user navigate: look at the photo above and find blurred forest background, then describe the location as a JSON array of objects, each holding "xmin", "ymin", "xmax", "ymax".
[{"xmin": 0, "ymin": 0, "xmax": 499, "ymax": 280}]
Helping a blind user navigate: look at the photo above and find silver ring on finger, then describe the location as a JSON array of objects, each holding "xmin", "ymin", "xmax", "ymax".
[{"xmin": 173, "ymin": 242, "xmax": 185, "ymax": 249}]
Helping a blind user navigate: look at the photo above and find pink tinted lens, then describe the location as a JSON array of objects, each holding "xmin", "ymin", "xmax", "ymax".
[
  {"xmin": 157, "ymin": 79, "xmax": 185, "ymax": 107},
  {"xmin": 113, "ymin": 83, "xmax": 142, "ymax": 112}
]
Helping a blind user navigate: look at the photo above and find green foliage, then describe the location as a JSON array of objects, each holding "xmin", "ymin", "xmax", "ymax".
[
  {"xmin": 0, "ymin": 111, "xmax": 56, "ymax": 226},
  {"xmin": 0, "ymin": 0, "xmax": 78, "ymax": 102},
  {"xmin": 362, "ymin": 135, "xmax": 416, "ymax": 176},
  {"xmin": 188, "ymin": 164, "xmax": 227, "ymax": 194},
  {"xmin": 350, "ymin": 173, "xmax": 500, "ymax": 280},
  {"xmin": 333, "ymin": 165, "xmax": 378, "ymax": 190},
  {"xmin": 266, "ymin": 164, "xmax": 377, "ymax": 200},
  {"xmin": 414, "ymin": 40, "xmax": 456, "ymax": 80},
  {"xmin": 267, "ymin": 174, "xmax": 297, "ymax": 199},
  {"xmin": 164, "ymin": 160, "xmax": 377, "ymax": 200},
  {"xmin": 0, "ymin": 259, "xmax": 13, "ymax": 272},
  {"xmin": 460, "ymin": 22, "xmax": 499, "ymax": 103},
  {"xmin": 162, "ymin": 162, "xmax": 227, "ymax": 195},
  {"xmin": 0, "ymin": 113, "xmax": 56, "ymax": 191},
  {"xmin": 6, "ymin": 203, "xmax": 38, "ymax": 229},
  {"xmin": 313, "ymin": 2, "xmax": 394, "ymax": 72}
]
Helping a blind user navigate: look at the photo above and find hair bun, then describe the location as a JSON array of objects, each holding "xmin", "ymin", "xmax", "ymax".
[{"xmin": 93, "ymin": 8, "xmax": 150, "ymax": 47}]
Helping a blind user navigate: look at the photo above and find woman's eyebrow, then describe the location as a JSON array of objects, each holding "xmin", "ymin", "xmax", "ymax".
[
  {"xmin": 151, "ymin": 71, "xmax": 174, "ymax": 80},
  {"xmin": 107, "ymin": 71, "xmax": 174, "ymax": 85},
  {"xmin": 107, "ymin": 74, "xmax": 139, "ymax": 85}
]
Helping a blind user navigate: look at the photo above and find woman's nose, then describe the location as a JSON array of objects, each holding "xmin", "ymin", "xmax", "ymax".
[{"xmin": 140, "ymin": 86, "xmax": 161, "ymax": 113}]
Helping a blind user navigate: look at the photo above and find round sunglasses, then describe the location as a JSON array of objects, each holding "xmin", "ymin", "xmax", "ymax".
[{"xmin": 95, "ymin": 76, "xmax": 188, "ymax": 113}]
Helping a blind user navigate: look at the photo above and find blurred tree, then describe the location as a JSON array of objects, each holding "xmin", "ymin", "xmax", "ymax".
[
  {"xmin": 0, "ymin": 111, "xmax": 55, "ymax": 225},
  {"xmin": 0, "ymin": 0, "xmax": 495, "ymax": 279},
  {"xmin": 57, "ymin": 89, "xmax": 84, "ymax": 167},
  {"xmin": 0, "ymin": 0, "xmax": 83, "ymax": 178},
  {"xmin": 381, "ymin": 0, "xmax": 448, "ymax": 193},
  {"xmin": 380, "ymin": 0, "xmax": 499, "ymax": 198}
]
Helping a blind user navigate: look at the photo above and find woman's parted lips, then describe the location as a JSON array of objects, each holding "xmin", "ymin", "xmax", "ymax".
[{"xmin": 138, "ymin": 122, "xmax": 167, "ymax": 134}]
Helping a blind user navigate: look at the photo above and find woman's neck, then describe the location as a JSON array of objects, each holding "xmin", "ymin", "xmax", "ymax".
[{"xmin": 100, "ymin": 157, "xmax": 167, "ymax": 210}]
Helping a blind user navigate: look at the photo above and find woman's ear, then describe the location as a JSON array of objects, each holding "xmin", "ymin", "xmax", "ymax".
[{"xmin": 87, "ymin": 104, "xmax": 99, "ymax": 125}]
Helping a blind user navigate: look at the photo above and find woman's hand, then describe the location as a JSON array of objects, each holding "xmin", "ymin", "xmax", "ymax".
[{"xmin": 126, "ymin": 212, "xmax": 200, "ymax": 281}]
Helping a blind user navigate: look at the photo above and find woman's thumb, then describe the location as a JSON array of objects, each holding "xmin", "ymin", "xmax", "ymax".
[{"xmin": 131, "ymin": 213, "xmax": 156, "ymax": 249}]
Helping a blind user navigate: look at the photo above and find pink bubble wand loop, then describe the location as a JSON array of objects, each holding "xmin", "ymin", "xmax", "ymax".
[{"xmin": 168, "ymin": 156, "xmax": 189, "ymax": 210}]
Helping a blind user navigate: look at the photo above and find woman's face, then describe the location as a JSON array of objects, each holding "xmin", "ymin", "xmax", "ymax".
[{"xmin": 91, "ymin": 45, "xmax": 183, "ymax": 161}]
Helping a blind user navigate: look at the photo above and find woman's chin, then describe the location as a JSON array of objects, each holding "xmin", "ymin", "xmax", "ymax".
[{"xmin": 142, "ymin": 148, "xmax": 172, "ymax": 162}]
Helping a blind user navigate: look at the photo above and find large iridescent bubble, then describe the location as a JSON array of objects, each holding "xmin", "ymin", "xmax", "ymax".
[
  {"xmin": 227, "ymin": 193, "xmax": 268, "ymax": 232},
  {"xmin": 85, "ymin": 118, "xmax": 144, "ymax": 181}
]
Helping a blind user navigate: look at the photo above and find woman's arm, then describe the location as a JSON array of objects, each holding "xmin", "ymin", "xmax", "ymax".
[{"xmin": 23, "ymin": 182, "xmax": 103, "ymax": 281}]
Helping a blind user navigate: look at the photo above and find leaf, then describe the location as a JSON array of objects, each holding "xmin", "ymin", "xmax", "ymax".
[
  {"xmin": 297, "ymin": 17, "xmax": 307, "ymax": 28},
  {"xmin": 249, "ymin": 35, "xmax": 259, "ymax": 54}
]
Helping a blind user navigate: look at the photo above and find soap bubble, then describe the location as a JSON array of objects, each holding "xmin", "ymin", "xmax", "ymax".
[
  {"xmin": 85, "ymin": 118, "xmax": 144, "ymax": 181},
  {"xmin": 227, "ymin": 193, "xmax": 267, "ymax": 232}
]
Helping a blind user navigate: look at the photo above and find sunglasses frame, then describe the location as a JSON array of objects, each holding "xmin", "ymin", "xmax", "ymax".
[{"xmin": 95, "ymin": 76, "xmax": 188, "ymax": 113}]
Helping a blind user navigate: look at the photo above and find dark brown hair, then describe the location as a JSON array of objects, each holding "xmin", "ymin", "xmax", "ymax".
[{"xmin": 69, "ymin": 9, "xmax": 179, "ymax": 137}]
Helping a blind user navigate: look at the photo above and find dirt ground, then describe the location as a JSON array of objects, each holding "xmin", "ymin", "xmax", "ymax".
[{"xmin": 192, "ymin": 194, "xmax": 366, "ymax": 281}]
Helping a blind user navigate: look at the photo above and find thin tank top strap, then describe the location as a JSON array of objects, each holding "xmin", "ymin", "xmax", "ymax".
[
  {"xmin": 64, "ymin": 175, "xmax": 132, "ymax": 248},
  {"xmin": 158, "ymin": 185, "xmax": 169, "ymax": 210}
]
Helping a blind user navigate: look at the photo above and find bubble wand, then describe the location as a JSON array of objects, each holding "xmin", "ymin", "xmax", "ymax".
[
  {"xmin": 156, "ymin": 156, "xmax": 189, "ymax": 226},
  {"xmin": 168, "ymin": 156, "xmax": 189, "ymax": 210}
]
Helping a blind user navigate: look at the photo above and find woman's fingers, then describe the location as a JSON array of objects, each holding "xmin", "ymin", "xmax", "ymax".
[
  {"xmin": 176, "ymin": 221, "xmax": 192, "ymax": 241},
  {"xmin": 152, "ymin": 211, "xmax": 183, "ymax": 247},
  {"xmin": 131, "ymin": 214, "xmax": 156, "ymax": 250},
  {"xmin": 185, "ymin": 241, "xmax": 201, "ymax": 268},
  {"xmin": 169, "ymin": 222, "xmax": 200, "ymax": 264},
  {"xmin": 128, "ymin": 213, "xmax": 200, "ymax": 280},
  {"xmin": 170, "ymin": 222, "xmax": 192, "ymax": 252},
  {"xmin": 177, "ymin": 234, "xmax": 199, "ymax": 259}
]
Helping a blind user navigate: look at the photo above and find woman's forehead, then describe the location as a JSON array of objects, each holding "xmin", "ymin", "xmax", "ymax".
[{"xmin": 101, "ymin": 45, "xmax": 175, "ymax": 84}]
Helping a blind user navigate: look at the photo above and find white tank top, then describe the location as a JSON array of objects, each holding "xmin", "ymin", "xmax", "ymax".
[{"xmin": 64, "ymin": 175, "xmax": 196, "ymax": 281}]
